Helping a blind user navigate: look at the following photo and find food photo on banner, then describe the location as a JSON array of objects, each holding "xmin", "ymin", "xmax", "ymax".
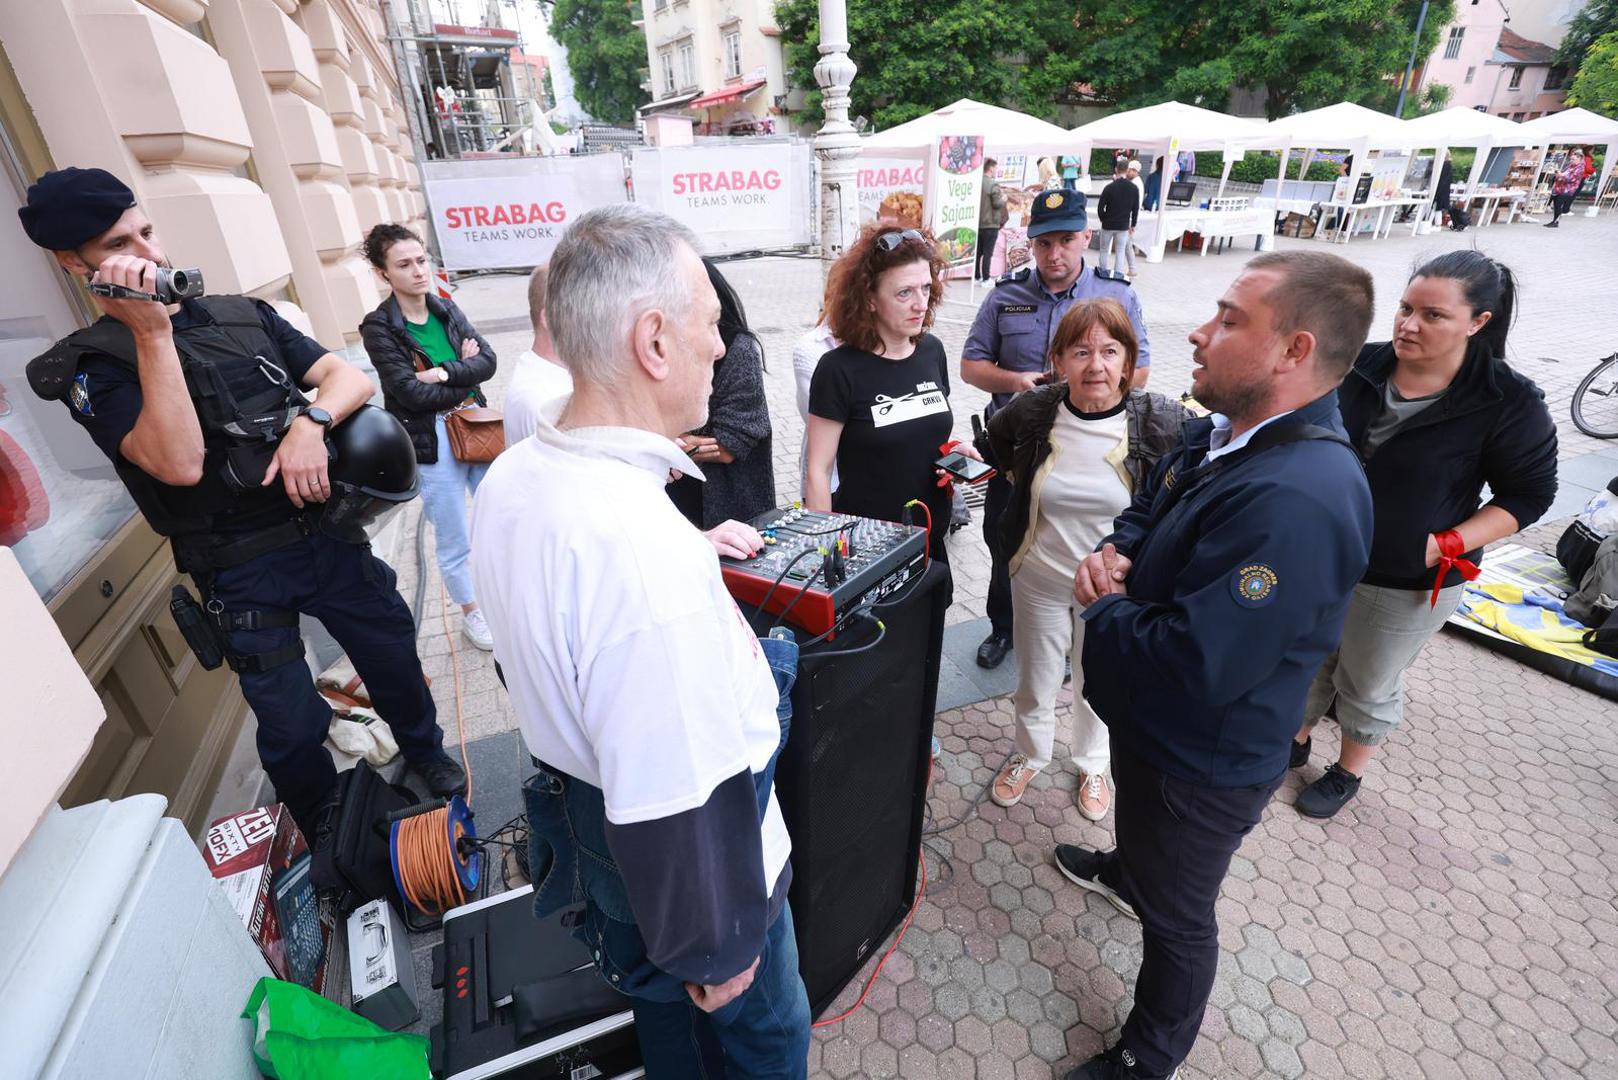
[
  {"xmin": 927, "ymin": 135, "xmax": 985, "ymax": 277},
  {"xmin": 420, "ymin": 155, "xmax": 628, "ymax": 271},
  {"xmin": 858, "ymin": 155, "xmax": 927, "ymax": 228},
  {"xmin": 630, "ymin": 141, "xmax": 812, "ymax": 254}
]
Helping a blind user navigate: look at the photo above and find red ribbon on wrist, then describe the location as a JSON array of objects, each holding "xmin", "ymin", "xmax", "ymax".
[{"xmin": 1430, "ymin": 529, "xmax": 1481, "ymax": 609}]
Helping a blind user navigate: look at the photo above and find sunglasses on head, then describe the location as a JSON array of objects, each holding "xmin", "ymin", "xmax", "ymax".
[{"xmin": 875, "ymin": 229, "xmax": 925, "ymax": 252}]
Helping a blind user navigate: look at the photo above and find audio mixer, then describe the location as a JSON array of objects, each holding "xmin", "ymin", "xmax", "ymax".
[{"xmin": 721, "ymin": 506, "xmax": 928, "ymax": 638}]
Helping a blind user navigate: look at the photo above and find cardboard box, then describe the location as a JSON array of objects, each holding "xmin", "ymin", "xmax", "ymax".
[
  {"xmin": 347, "ymin": 899, "xmax": 419, "ymax": 1030},
  {"xmin": 204, "ymin": 804, "xmax": 334, "ymax": 992}
]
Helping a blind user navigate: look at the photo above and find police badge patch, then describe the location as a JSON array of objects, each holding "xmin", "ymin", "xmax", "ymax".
[
  {"xmin": 1231, "ymin": 564, "xmax": 1278, "ymax": 606},
  {"xmin": 70, "ymin": 371, "xmax": 94, "ymax": 416}
]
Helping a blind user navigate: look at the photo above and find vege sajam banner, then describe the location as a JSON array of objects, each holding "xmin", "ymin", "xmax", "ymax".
[{"xmin": 927, "ymin": 135, "xmax": 985, "ymax": 273}]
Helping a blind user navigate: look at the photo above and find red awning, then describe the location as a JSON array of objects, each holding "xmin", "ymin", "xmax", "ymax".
[{"xmin": 689, "ymin": 80, "xmax": 766, "ymax": 109}]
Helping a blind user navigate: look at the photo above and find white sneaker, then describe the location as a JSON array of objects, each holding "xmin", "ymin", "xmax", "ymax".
[{"xmin": 462, "ymin": 608, "xmax": 494, "ymax": 651}]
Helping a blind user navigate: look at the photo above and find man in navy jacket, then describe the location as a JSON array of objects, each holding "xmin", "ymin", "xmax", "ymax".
[{"xmin": 1058, "ymin": 252, "xmax": 1376, "ymax": 1080}]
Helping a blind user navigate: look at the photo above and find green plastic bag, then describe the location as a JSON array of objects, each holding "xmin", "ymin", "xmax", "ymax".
[{"xmin": 242, "ymin": 977, "xmax": 431, "ymax": 1080}]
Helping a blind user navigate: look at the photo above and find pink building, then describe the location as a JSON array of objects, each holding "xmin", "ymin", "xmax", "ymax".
[{"xmin": 1415, "ymin": 1, "xmax": 1578, "ymax": 120}]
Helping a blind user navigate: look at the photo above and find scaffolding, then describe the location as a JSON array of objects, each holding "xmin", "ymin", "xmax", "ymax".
[{"xmin": 388, "ymin": 3, "xmax": 546, "ymax": 159}]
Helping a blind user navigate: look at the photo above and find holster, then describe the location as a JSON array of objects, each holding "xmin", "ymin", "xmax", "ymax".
[{"xmin": 169, "ymin": 585, "xmax": 226, "ymax": 670}]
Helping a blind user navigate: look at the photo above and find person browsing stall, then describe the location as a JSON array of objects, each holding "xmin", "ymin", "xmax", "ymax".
[
  {"xmin": 1055, "ymin": 252, "xmax": 1376, "ymax": 1080},
  {"xmin": 961, "ymin": 187, "xmax": 1152, "ymax": 671},
  {"xmin": 18, "ymin": 168, "xmax": 464, "ymax": 839},
  {"xmin": 804, "ymin": 225, "xmax": 982, "ymax": 566},
  {"xmin": 469, "ymin": 205, "xmax": 810, "ymax": 1077}
]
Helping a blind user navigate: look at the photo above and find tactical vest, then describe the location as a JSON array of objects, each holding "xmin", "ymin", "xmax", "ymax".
[{"xmin": 28, "ymin": 295, "xmax": 311, "ymax": 567}]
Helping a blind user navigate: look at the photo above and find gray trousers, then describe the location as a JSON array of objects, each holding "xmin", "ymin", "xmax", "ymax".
[
  {"xmin": 1099, "ymin": 228, "xmax": 1136, "ymax": 275},
  {"xmin": 1305, "ymin": 582, "xmax": 1463, "ymax": 746}
]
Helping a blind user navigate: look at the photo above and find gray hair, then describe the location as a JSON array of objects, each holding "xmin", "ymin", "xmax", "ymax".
[{"xmin": 545, "ymin": 204, "xmax": 699, "ymax": 387}]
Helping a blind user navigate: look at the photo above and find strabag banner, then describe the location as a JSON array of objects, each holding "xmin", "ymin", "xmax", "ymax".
[
  {"xmin": 631, "ymin": 142, "xmax": 813, "ymax": 254},
  {"xmin": 421, "ymin": 155, "xmax": 627, "ymax": 270}
]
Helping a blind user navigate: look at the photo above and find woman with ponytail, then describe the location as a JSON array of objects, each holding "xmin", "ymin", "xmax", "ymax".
[{"xmin": 1290, "ymin": 250, "xmax": 1558, "ymax": 818}]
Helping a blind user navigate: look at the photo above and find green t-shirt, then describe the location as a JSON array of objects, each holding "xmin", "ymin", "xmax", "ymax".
[{"xmin": 406, "ymin": 312, "xmax": 457, "ymax": 367}]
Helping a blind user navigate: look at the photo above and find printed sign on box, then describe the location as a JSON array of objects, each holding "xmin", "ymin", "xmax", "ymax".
[
  {"xmin": 422, "ymin": 155, "xmax": 627, "ymax": 270},
  {"xmin": 631, "ymin": 142, "xmax": 812, "ymax": 254}
]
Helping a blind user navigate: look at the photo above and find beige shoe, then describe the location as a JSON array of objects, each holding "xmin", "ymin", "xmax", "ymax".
[
  {"xmin": 991, "ymin": 754, "xmax": 1036, "ymax": 807},
  {"xmin": 1076, "ymin": 770, "xmax": 1111, "ymax": 821}
]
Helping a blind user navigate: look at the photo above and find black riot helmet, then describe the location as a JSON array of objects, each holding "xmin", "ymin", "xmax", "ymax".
[{"xmin": 320, "ymin": 404, "xmax": 419, "ymax": 539}]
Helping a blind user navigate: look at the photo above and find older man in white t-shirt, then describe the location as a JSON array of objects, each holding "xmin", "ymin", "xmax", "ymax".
[
  {"xmin": 470, "ymin": 204, "xmax": 811, "ymax": 1076},
  {"xmin": 502, "ymin": 264, "xmax": 573, "ymax": 445}
]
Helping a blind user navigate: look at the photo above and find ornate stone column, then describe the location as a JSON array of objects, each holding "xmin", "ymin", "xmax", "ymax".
[{"xmin": 813, "ymin": 0, "xmax": 859, "ymax": 267}]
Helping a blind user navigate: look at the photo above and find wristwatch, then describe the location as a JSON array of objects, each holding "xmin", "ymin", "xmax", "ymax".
[{"xmin": 301, "ymin": 405, "xmax": 333, "ymax": 428}]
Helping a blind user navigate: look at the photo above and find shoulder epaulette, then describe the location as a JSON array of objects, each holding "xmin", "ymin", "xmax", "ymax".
[{"xmin": 995, "ymin": 266, "xmax": 1032, "ymax": 287}]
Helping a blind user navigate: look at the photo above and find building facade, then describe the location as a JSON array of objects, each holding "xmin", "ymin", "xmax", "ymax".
[
  {"xmin": 0, "ymin": 0, "xmax": 425, "ymax": 834},
  {"xmin": 1416, "ymin": 0, "xmax": 1582, "ymax": 119},
  {"xmin": 636, "ymin": 0, "xmax": 791, "ymax": 135}
]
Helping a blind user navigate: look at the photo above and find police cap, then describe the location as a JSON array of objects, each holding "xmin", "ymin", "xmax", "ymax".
[
  {"xmin": 18, "ymin": 167, "xmax": 136, "ymax": 252},
  {"xmin": 1027, "ymin": 189, "xmax": 1089, "ymax": 238}
]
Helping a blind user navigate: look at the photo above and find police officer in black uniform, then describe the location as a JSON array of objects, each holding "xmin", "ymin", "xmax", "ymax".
[{"xmin": 19, "ymin": 167, "xmax": 465, "ymax": 836}]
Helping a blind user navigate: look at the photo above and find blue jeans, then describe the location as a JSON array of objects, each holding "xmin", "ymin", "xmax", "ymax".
[
  {"xmin": 628, "ymin": 901, "xmax": 810, "ymax": 1078},
  {"xmin": 418, "ymin": 413, "xmax": 489, "ymax": 605},
  {"xmin": 522, "ymin": 632, "xmax": 808, "ymax": 1077}
]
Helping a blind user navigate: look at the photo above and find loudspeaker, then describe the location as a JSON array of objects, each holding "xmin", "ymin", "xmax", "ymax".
[{"xmin": 751, "ymin": 562, "xmax": 949, "ymax": 1016}]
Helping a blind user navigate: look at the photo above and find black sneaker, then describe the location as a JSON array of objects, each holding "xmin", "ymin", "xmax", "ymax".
[
  {"xmin": 1064, "ymin": 1046, "xmax": 1179, "ymax": 1079},
  {"xmin": 976, "ymin": 630, "xmax": 1012, "ymax": 669},
  {"xmin": 1289, "ymin": 735, "xmax": 1311, "ymax": 769},
  {"xmin": 1053, "ymin": 845, "xmax": 1138, "ymax": 920},
  {"xmin": 1296, "ymin": 762, "xmax": 1361, "ymax": 818},
  {"xmin": 412, "ymin": 751, "xmax": 468, "ymax": 800}
]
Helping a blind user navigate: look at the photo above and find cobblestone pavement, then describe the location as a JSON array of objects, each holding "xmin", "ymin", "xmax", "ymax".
[{"xmin": 410, "ymin": 213, "xmax": 1618, "ymax": 1078}]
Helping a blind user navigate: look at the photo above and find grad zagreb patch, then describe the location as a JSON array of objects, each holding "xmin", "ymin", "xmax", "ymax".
[
  {"xmin": 70, "ymin": 371, "xmax": 93, "ymax": 416},
  {"xmin": 1231, "ymin": 564, "xmax": 1278, "ymax": 607}
]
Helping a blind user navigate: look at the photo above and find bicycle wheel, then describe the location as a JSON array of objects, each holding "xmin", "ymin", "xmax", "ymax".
[{"xmin": 1572, "ymin": 353, "xmax": 1618, "ymax": 439}]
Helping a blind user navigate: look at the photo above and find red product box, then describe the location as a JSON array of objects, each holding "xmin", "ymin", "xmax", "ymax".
[{"xmin": 203, "ymin": 804, "xmax": 334, "ymax": 994}]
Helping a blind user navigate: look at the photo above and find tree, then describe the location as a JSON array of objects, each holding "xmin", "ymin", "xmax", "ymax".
[
  {"xmin": 544, "ymin": 0, "xmax": 646, "ymax": 123},
  {"xmin": 1567, "ymin": 30, "xmax": 1618, "ymax": 116},
  {"xmin": 1557, "ymin": 0, "xmax": 1618, "ymax": 70},
  {"xmin": 777, "ymin": 0, "xmax": 1454, "ymax": 134},
  {"xmin": 774, "ymin": 0, "xmax": 1077, "ymax": 129},
  {"xmin": 1061, "ymin": 0, "xmax": 1454, "ymax": 120}
]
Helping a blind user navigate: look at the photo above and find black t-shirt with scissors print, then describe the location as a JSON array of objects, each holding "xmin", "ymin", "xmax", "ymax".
[{"xmin": 808, "ymin": 334, "xmax": 954, "ymax": 555}]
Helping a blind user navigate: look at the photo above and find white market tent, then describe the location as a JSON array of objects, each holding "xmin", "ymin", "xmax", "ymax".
[
  {"xmin": 1517, "ymin": 107, "xmax": 1618, "ymax": 215},
  {"xmin": 1259, "ymin": 102, "xmax": 1422, "ymax": 240},
  {"xmin": 1070, "ymin": 101, "xmax": 1281, "ymax": 261},
  {"xmin": 862, "ymin": 97, "xmax": 1074, "ymax": 153},
  {"xmin": 1400, "ymin": 107, "xmax": 1533, "ymax": 223}
]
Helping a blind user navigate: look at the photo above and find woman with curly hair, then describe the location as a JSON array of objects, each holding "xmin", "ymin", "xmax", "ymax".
[{"xmin": 805, "ymin": 224, "xmax": 982, "ymax": 563}]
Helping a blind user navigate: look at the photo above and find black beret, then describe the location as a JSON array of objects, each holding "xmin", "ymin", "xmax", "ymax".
[{"xmin": 17, "ymin": 167, "xmax": 136, "ymax": 251}]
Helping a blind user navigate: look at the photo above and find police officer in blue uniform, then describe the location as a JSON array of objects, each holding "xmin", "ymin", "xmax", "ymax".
[
  {"xmin": 19, "ymin": 168, "xmax": 466, "ymax": 837},
  {"xmin": 1054, "ymin": 251, "xmax": 1377, "ymax": 1080},
  {"xmin": 961, "ymin": 188, "xmax": 1152, "ymax": 669}
]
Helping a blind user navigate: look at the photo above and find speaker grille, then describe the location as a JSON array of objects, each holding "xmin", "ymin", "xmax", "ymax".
[{"xmin": 770, "ymin": 564, "xmax": 948, "ymax": 1015}]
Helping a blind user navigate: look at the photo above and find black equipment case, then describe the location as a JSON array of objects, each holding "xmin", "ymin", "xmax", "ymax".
[{"xmin": 430, "ymin": 884, "xmax": 643, "ymax": 1080}]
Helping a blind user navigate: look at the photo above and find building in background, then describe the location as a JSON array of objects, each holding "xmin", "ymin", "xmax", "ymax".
[
  {"xmin": 1415, "ymin": 0, "xmax": 1585, "ymax": 119},
  {"xmin": 0, "ymin": 0, "xmax": 424, "ymax": 834},
  {"xmin": 635, "ymin": 0, "xmax": 793, "ymax": 135}
]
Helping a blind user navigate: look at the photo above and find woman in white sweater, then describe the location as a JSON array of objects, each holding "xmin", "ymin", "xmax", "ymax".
[{"xmin": 985, "ymin": 300, "xmax": 1189, "ymax": 819}]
